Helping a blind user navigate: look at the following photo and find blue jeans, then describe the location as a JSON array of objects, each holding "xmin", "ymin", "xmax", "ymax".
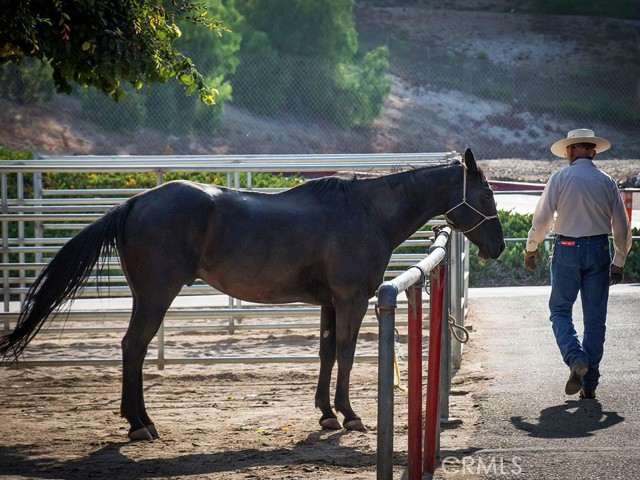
[{"xmin": 549, "ymin": 234, "xmax": 611, "ymax": 391}]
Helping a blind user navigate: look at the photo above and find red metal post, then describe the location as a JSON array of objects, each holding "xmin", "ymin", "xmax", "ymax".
[
  {"xmin": 424, "ymin": 264, "xmax": 445, "ymax": 474},
  {"xmin": 407, "ymin": 283, "xmax": 423, "ymax": 480},
  {"xmin": 623, "ymin": 190, "xmax": 633, "ymax": 223}
]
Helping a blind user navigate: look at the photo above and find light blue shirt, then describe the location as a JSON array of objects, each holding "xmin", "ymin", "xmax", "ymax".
[{"xmin": 526, "ymin": 157, "xmax": 632, "ymax": 266}]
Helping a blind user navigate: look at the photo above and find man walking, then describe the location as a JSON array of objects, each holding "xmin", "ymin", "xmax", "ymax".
[{"xmin": 524, "ymin": 129, "xmax": 632, "ymax": 399}]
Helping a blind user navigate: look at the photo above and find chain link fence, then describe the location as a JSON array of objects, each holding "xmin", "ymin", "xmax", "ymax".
[
  {"xmin": 2, "ymin": 46, "xmax": 639, "ymax": 159},
  {"xmin": 386, "ymin": 35, "xmax": 640, "ymax": 159}
]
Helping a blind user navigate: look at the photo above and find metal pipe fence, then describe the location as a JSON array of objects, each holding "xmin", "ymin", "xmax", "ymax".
[
  {"xmin": 375, "ymin": 227, "xmax": 457, "ymax": 479},
  {"xmin": 0, "ymin": 152, "xmax": 469, "ymax": 367}
]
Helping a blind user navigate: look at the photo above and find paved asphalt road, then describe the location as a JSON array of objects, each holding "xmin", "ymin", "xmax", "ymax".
[{"xmin": 452, "ymin": 284, "xmax": 640, "ymax": 480}]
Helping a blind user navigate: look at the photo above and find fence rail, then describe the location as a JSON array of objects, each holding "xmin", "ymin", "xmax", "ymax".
[{"xmin": 1, "ymin": 152, "xmax": 469, "ymax": 367}]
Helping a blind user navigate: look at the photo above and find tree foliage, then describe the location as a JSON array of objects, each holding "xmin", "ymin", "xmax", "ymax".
[
  {"xmin": 78, "ymin": 1, "xmax": 242, "ymax": 135},
  {"xmin": 233, "ymin": 0, "xmax": 391, "ymax": 127},
  {"xmin": 238, "ymin": 0, "xmax": 358, "ymax": 61},
  {"xmin": 0, "ymin": 0, "xmax": 391, "ymax": 134},
  {"xmin": 0, "ymin": 0, "xmax": 227, "ymax": 104}
]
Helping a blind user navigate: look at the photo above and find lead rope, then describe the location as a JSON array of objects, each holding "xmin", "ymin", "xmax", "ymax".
[
  {"xmin": 375, "ymin": 304, "xmax": 406, "ymax": 392},
  {"xmin": 389, "ymin": 314, "xmax": 469, "ymax": 393},
  {"xmin": 424, "ymin": 275, "xmax": 469, "ymax": 345},
  {"xmin": 393, "ymin": 327, "xmax": 407, "ymax": 392},
  {"xmin": 448, "ymin": 312, "xmax": 470, "ymax": 344}
]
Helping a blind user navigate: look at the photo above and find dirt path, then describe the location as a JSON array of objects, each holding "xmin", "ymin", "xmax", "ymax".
[{"xmin": 0, "ymin": 316, "xmax": 489, "ymax": 479}]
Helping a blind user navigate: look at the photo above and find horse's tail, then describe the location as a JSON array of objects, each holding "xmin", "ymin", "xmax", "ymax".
[{"xmin": 0, "ymin": 202, "xmax": 132, "ymax": 363}]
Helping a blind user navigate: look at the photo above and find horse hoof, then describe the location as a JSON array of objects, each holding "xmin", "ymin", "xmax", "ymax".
[
  {"xmin": 145, "ymin": 424, "xmax": 159, "ymax": 439},
  {"xmin": 128, "ymin": 427, "xmax": 154, "ymax": 441},
  {"xmin": 343, "ymin": 418, "xmax": 367, "ymax": 432},
  {"xmin": 320, "ymin": 417, "xmax": 342, "ymax": 430}
]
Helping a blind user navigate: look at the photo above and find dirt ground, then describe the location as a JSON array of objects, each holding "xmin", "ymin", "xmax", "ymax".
[{"xmin": 0, "ymin": 310, "xmax": 489, "ymax": 480}]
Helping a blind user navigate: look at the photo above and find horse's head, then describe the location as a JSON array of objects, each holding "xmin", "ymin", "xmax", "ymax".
[{"xmin": 445, "ymin": 149, "xmax": 505, "ymax": 259}]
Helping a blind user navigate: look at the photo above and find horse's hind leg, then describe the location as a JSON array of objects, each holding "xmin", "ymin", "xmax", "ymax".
[
  {"xmin": 315, "ymin": 306, "xmax": 341, "ymax": 430},
  {"xmin": 334, "ymin": 296, "xmax": 369, "ymax": 432},
  {"xmin": 121, "ymin": 289, "xmax": 179, "ymax": 441}
]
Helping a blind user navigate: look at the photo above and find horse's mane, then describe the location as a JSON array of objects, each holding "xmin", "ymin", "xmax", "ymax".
[
  {"xmin": 288, "ymin": 175, "xmax": 355, "ymax": 199},
  {"xmin": 289, "ymin": 161, "xmax": 456, "ymax": 199}
]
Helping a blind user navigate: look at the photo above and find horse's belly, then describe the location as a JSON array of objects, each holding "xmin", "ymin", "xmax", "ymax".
[{"xmin": 197, "ymin": 268, "xmax": 329, "ymax": 306}]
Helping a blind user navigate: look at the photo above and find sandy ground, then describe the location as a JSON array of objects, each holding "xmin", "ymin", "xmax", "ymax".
[{"xmin": 0, "ymin": 306, "xmax": 489, "ymax": 479}]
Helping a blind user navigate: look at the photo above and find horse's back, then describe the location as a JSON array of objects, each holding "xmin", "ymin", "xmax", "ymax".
[
  {"xmin": 129, "ymin": 179, "xmax": 221, "ymax": 210},
  {"xmin": 117, "ymin": 180, "xmax": 325, "ymax": 300}
]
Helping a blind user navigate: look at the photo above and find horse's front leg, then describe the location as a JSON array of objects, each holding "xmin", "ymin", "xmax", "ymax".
[
  {"xmin": 334, "ymin": 296, "xmax": 369, "ymax": 431},
  {"xmin": 315, "ymin": 305, "xmax": 342, "ymax": 430}
]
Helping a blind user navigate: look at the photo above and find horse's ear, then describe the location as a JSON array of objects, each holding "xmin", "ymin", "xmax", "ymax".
[{"xmin": 463, "ymin": 148, "xmax": 479, "ymax": 174}]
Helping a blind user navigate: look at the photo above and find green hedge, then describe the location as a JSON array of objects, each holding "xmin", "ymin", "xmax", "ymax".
[
  {"xmin": 469, "ymin": 211, "xmax": 640, "ymax": 287},
  {"xmin": 42, "ymin": 171, "xmax": 303, "ymax": 191},
  {"xmin": 0, "ymin": 147, "xmax": 32, "ymax": 160}
]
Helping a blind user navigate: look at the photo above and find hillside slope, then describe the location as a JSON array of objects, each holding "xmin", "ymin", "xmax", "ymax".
[{"xmin": 0, "ymin": 1, "xmax": 638, "ymax": 163}]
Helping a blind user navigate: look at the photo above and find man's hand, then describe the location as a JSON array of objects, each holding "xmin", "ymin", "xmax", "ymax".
[
  {"xmin": 524, "ymin": 249, "xmax": 542, "ymax": 271},
  {"xmin": 610, "ymin": 265, "xmax": 624, "ymax": 285}
]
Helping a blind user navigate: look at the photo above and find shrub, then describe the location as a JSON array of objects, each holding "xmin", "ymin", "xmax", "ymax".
[
  {"xmin": 0, "ymin": 147, "xmax": 32, "ymax": 160},
  {"xmin": 0, "ymin": 147, "xmax": 34, "ymax": 200},
  {"xmin": 469, "ymin": 212, "xmax": 640, "ymax": 286},
  {"xmin": 623, "ymin": 227, "xmax": 640, "ymax": 283},
  {"xmin": 476, "ymin": 80, "xmax": 511, "ymax": 102}
]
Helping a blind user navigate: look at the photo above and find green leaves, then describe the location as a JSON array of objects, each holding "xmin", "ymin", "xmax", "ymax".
[
  {"xmin": 179, "ymin": 73, "xmax": 195, "ymax": 85},
  {"xmin": 0, "ymin": 0, "xmax": 227, "ymax": 104}
]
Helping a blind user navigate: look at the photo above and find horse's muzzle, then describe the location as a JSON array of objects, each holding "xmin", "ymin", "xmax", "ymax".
[{"xmin": 479, "ymin": 241, "xmax": 505, "ymax": 260}]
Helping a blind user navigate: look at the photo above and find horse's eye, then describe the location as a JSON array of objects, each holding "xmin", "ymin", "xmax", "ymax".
[{"xmin": 484, "ymin": 192, "xmax": 492, "ymax": 199}]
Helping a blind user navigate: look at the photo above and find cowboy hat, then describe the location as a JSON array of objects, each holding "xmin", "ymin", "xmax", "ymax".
[{"xmin": 550, "ymin": 128, "xmax": 611, "ymax": 157}]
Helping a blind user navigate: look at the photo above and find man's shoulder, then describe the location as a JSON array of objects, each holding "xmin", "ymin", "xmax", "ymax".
[
  {"xmin": 589, "ymin": 164, "xmax": 617, "ymax": 184},
  {"xmin": 550, "ymin": 161, "xmax": 615, "ymax": 186},
  {"xmin": 549, "ymin": 165, "xmax": 572, "ymax": 181}
]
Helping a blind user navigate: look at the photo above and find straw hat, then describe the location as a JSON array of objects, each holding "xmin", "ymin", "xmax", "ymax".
[{"xmin": 550, "ymin": 128, "xmax": 611, "ymax": 157}]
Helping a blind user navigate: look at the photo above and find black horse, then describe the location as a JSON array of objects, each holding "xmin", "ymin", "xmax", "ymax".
[{"xmin": 0, "ymin": 149, "xmax": 504, "ymax": 441}]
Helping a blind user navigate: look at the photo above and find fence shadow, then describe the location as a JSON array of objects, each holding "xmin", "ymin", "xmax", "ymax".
[{"xmin": 0, "ymin": 430, "xmax": 398, "ymax": 480}]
